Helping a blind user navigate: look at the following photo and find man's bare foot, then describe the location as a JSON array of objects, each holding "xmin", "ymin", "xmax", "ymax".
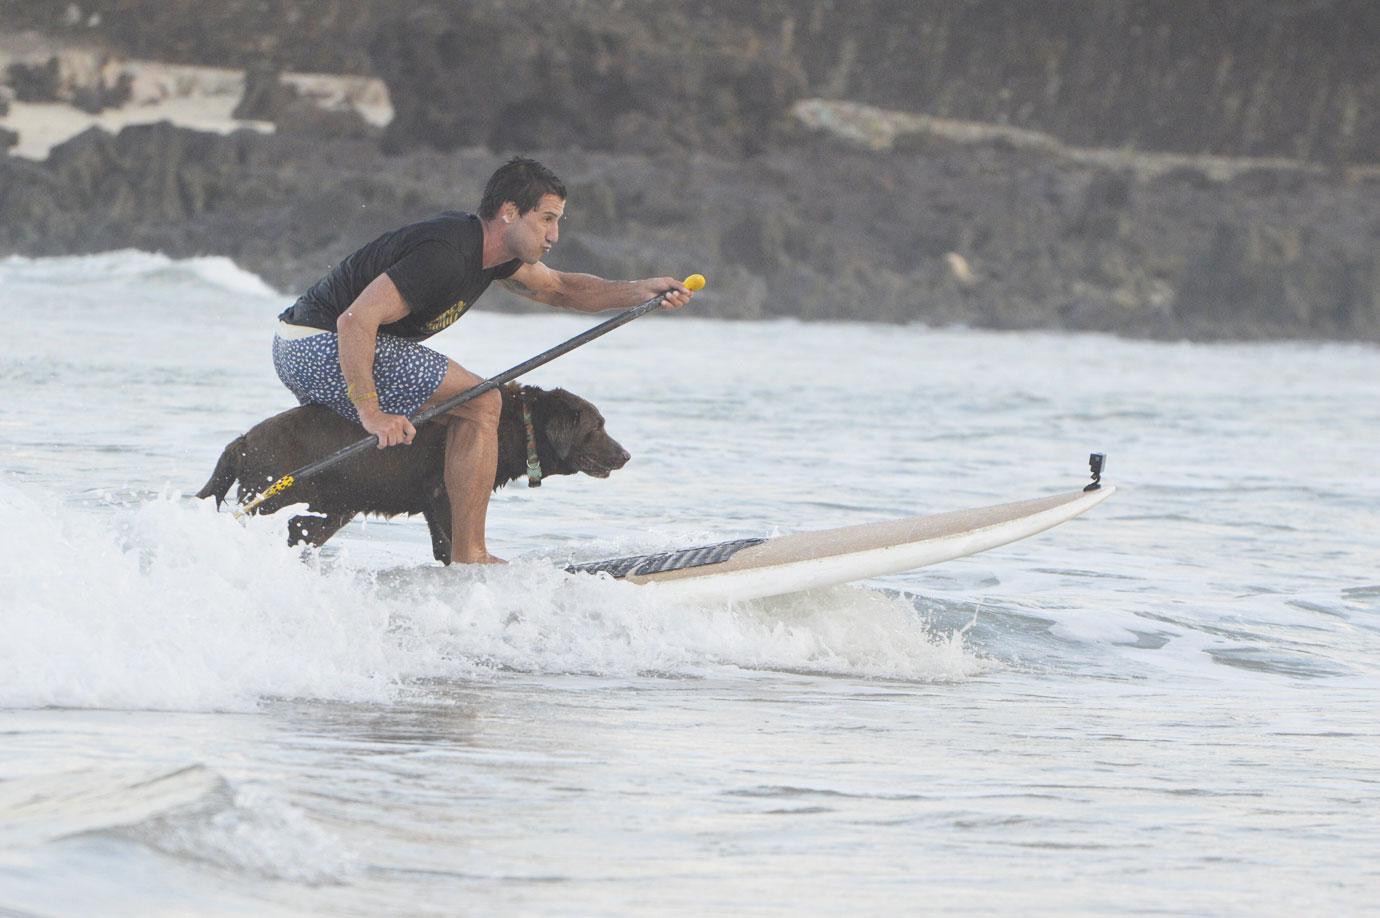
[{"xmin": 454, "ymin": 552, "xmax": 507, "ymax": 565}]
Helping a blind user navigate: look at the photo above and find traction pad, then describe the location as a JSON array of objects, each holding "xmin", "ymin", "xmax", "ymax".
[{"xmin": 566, "ymin": 537, "xmax": 767, "ymax": 580}]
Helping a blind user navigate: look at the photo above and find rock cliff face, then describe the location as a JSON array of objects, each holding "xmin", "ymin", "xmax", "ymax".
[
  {"xmin": 367, "ymin": 3, "xmax": 806, "ymax": 158},
  {"xmin": 366, "ymin": 0, "xmax": 1379, "ymax": 165},
  {"xmin": 1, "ymin": 0, "xmax": 1377, "ymax": 340},
  {"xmin": 727, "ymin": 0, "xmax": 1380, "ymax": 165},
  {"xmin": 4, "ymin": 119, "xmax": 1375, "ymax": 340},
  {"xmin": 15, "ymin": 0, "xmax": 1374, "ymax": 164}
]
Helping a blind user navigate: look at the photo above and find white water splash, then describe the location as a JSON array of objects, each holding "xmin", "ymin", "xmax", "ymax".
[{"xmin": 0, "ymin": 479, "xmax": 979, "ymax": 712}]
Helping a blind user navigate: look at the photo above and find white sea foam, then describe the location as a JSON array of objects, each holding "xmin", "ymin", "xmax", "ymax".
[
  {"xmin": 0, "ymin": 249, "xmax": 280, "ymax": 298},
  {"xmin": 0, "ymin": 480, "xmax": 411, "ymax": 711},
  {"xmin": 380, "ymin": 563, "xmax": 982, "ymax": 684},
  {"xmin": 0, "ymin": 478, "xmax": 979, "ymax": 712}
]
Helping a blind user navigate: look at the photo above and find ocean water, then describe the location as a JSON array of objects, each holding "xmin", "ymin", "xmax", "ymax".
[{"xmin": 1, "ymin": 251, "xmax": 1378, "ymax": 914}]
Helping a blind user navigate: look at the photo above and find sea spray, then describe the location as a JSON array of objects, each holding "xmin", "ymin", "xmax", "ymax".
[
  {"xmin": 0, "ymin": 480, "xmax": 412, "ymax": 711},
  {"xmin": 0, "ymin": 250, "xmax": 280, "ymax": 298},
  {"xmin": 0, "ymin": 479, "xmax": 980, "ymax": 712}
]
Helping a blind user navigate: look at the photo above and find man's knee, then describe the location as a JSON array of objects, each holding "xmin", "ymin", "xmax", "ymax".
[{"xmin": 447, "ymin": 387, "xmax": 501, "ymax": 427}]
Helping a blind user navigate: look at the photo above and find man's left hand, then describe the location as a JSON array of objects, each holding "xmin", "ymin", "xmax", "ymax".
[{"xmin": 644, "ymin": 277, "xmax": 694, "ymax": 310}]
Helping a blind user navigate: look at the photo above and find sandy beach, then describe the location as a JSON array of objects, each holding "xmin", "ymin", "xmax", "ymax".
[{"xmin": 0, "ymin": 34, "xmax": 390, "ymax": 159}]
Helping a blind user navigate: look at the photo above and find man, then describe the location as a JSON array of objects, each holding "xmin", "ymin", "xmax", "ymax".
[{"xmin": 272, "ymin": 157, "xmax": 693, "ymax": 564}]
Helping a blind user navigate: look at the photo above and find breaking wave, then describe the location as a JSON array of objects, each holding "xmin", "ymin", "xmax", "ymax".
[{"xmin": 0, "ymin": 478, "xmax": 981, "ymax": 713}]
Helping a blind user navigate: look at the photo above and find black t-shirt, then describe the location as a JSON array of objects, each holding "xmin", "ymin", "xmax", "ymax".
[{"xmin": 278, "ymin": 212, "xmax": 521, "ymax": 340}]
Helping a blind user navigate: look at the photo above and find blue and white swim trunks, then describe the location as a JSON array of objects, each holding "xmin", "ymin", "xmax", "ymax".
[{"xmin": 272, "ymin": 322, "xmax": 449, "ymax": 424}]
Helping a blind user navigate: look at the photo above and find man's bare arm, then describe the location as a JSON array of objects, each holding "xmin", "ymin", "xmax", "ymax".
[
  {"xmin": 336, "ymin": 272, "xmax": 416, "ymax": 447},
  {"xmin": 501, "ymin": 261, "xmax": 692, "ymax": 313}
]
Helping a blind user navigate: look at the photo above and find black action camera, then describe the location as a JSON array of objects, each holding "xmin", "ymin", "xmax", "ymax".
[{"xmin": 1085, "ymin": 452, "xmax": 1106, "ymax": 491}]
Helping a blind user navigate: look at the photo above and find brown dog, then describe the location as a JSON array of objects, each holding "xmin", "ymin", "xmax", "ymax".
[{"xmin": 196, "ymin": 384, "xmax": 630, "ymax": 562}]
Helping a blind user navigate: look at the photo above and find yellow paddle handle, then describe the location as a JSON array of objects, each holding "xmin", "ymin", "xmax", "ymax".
[{"xmin": 233, "ymin": 474, "xmax": 295, "ymax": 519}]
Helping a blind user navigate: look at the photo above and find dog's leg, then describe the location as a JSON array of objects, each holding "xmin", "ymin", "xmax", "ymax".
[
  {"xmin": 288, "ymin": 512, "xmax": 357, "ymax": 548},
  {"xmin": 422, "ymin": 490, "xmax": 454, "ymax": 564}
]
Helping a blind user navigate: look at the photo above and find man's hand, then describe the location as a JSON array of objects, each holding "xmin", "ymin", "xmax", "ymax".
[
  {"xmin": 504, "ymin": 263, "xmax": 699, "ymax": 313},
  {"xmin": 640, "ymin": 276, "xmax": 694, "ymax": 310},
  {"xmin": 359, "ymin": 405, "xmax": 416, "ymax": 448}
]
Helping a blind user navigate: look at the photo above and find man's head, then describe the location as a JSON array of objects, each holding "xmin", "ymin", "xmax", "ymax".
[{"xmin": 481, "ymin": 157, "xmax": 567, "ymax": 264}]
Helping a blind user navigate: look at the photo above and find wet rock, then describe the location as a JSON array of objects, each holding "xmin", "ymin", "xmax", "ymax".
[
  {"xmin": 1, "ymin": 119, "xmax": 1377, "ymax": 342},
  {"xmin": 721, "ymin": 212, "xmax": 794, "ymax": 274},
  {"xmin": 232, "ymin": 62, "xmax": 298, "ymax": 121},
  {"xmin": 69, "ymin": 69, "xmax": 132, "ymax": 114},
  {"xmin": 6, "ymin": 57, "xmax": 62, "ymax": 102},
  {"xmin": 4, "ymin": 54, "xmax": 133, "ymax": 113},
  {"xmin": 1172, "ymin": 220, "xmax": 1373, "ymax": 337},
  {"xmin": 233, "ymin": 63, "xmax": 378, "ymax": 141},
  {"xmin": 371, "ymin": 2, "xmax": 805, "ymax": 158},
  {"xmin": 1070, "ymin": 172, "xmax": 1134, "ymax": 239},
  {"xmin": 276, "ymin": 103, "xmax": 377, "ymax": 142},
  {"xmin": 563, "ymin": 180, "xmax": 620, "ymax": 234}
]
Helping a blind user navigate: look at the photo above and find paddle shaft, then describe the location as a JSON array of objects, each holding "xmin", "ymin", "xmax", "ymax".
[{"xmin": 237, "ymin": 292, "xmax": 672, "ymax": 515}]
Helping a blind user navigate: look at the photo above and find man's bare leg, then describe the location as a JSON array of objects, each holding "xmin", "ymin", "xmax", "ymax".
[{"xmin": 420, "ymin": 362, "xmax": 506, "ymax": 565}]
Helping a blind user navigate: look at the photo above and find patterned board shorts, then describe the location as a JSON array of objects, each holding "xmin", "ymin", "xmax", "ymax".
[{"xmin": 272, "ymin": 329, "xmax": 450, "ymax": 424}]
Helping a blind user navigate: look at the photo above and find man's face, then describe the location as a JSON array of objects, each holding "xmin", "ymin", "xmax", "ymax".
[{"xmin": 505, "ymin": 193, "xmax": 565, "ymax": 264}]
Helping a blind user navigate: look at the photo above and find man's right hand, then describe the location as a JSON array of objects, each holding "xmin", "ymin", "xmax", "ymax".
[{"xmin": 359, "ymin": 406, "xmax": 416, "ymax": 448}]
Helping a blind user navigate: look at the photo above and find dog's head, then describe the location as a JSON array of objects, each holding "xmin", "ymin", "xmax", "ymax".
[{"xmin": 522, "ymin": 386, "xmax": 631, "ymax": 480}]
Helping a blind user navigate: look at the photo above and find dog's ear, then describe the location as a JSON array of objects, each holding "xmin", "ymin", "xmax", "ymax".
[{"xmin": 540, "ymin": 388, "xmax": 581, "ymax": 460}]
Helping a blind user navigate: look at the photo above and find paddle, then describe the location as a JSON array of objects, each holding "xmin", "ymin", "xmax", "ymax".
[{"xmin": 235, "ymin": 274, "xmax": 705, "ymax": 518}]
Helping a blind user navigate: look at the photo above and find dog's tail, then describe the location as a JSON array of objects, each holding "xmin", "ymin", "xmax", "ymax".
[{"xmin": 195, "ymin": 436, "xmax": 247, "ymax": 508}]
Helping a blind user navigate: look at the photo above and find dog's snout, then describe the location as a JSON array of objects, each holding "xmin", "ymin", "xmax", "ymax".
[{"xmin": 600, "ymin": 434, "xmax": 630, "ymax": 470}]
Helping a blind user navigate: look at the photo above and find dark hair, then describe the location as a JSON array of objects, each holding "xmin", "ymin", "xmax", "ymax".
[{"xmin": 479, "ymin": 157, "xmax": 567, "ymax": 220}]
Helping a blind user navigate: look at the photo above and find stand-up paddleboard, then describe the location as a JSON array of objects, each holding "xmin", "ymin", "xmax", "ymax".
[{"xmin": 568, "ymin": 456, "xmax": 1114, "ymax": 603}]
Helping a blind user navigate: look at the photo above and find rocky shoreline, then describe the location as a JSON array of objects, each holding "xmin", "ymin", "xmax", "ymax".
[{"xmin": 1, "ymin": 2, "xmax": 1377, "ymax": 342}]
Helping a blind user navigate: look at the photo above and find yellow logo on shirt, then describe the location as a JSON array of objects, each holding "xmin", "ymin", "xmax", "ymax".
[{"xmin": 425, "ymin": 299, "xmax": 468, "ymax": 333}]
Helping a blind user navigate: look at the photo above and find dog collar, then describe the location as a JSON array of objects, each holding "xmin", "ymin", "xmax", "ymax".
[{"xmin": 512, "ymin": 384, "xmax": 543, "ymax": 488}]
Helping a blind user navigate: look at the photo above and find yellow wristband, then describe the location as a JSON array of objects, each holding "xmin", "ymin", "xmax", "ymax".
[{"xmin": 347, "ymin": 384, "xmax": 378, "ymax": 404}]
